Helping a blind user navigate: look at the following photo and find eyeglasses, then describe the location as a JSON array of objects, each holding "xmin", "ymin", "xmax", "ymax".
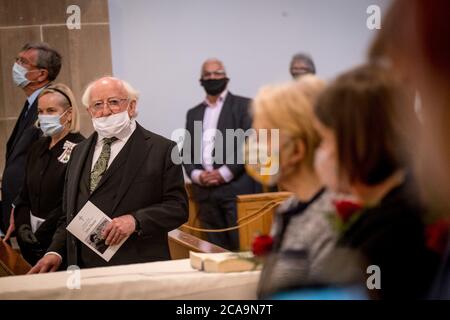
[
  {"xmin": 290, "ymin": 67, "xmax": 312, "ymax": 75},
  {"xmin": 202, "ymin": 70, "xmax": 226, "ymax": 78},
  {"xmin": 15, "ymin": 56, "xmax": 38, "ymax": 69},
  {"xmin": 90, "ymin": 98, "xmax": 129, "ymax": 112}
]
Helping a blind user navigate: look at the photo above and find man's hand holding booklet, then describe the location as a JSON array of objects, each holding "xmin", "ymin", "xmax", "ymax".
[{"xmin": 66, "ymin": 201, "xmax": 130, "ymax": 262}]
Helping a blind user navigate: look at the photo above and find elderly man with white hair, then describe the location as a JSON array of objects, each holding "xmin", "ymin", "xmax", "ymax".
[{"xmin": 29, "ymin": 76, "xmax": 188, "ymax": 272}]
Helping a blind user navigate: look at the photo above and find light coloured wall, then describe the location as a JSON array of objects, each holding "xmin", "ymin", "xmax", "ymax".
[
  {"xmin": 108, "ymin": 0, "xmax": 391, "ymax": 140},
  {"xmin": 0, "ymin": 0, "xmax": 112, "ymax": 175}
]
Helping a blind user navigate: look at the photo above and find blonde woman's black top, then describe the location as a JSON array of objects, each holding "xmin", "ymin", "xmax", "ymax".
[{"xmin": 14, "ymin": 132, "xmax": 84, "ymax": 264}]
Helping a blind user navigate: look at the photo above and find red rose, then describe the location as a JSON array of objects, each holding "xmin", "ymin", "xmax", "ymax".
[
  {"xmin": 426, "ymin": 218, "xmax": 450, "ymax": 255},
  {"xmin": 252, "ymin": 235, "xmax": 273, "ymax": 257},
  {"xmin": 333, "ymin": 200, "xmax": 362, "ymax": 223}
]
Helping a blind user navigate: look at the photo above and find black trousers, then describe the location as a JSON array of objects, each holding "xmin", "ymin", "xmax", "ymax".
[
  {"xmin": 197, "ymin": 196, "xmax": 239, "ymax": 251},
  {"xmin": 192, "ymin": 173, "xmax": 264, "ymax": 251}
]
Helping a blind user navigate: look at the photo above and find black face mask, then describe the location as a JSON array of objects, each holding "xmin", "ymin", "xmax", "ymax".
[{"xmin": 200, "ymin": 78, "xmax": 229, "ymax": 96}]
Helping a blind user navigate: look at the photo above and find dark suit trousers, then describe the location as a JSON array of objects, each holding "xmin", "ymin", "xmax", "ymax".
[{"xmin": 197, "ymin": 191, "xmax": 239, "ymax": 251}]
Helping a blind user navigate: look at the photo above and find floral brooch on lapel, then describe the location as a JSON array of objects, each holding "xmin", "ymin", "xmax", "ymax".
[{"xmin": 58, "ymin": 140, "xmax": 77, "ymax": 163}]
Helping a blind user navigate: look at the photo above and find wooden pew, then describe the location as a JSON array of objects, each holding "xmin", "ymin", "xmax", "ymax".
[
  {"xmin": 179, "ymin": 183, "xmax": 206, "ymax": 240},
  {"xmin": 168, "ymin": 229, "xmax": 228, "ymax": 259},
  {"xmin": 182, "ymin": 184, "xmax": 293, "ymax": 251},
  {"xmin": 236, "ymin": 192, "xmax": 293, "ymax": 251},
  {"xmin": 0, "ymin": 240, "xmax": 31, "ymax": 276}
]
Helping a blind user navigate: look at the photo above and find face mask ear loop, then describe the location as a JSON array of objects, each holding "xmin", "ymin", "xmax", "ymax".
[
  {"xmin": 278, "ymin": 138, "xmax": 300, "ymax": 181},
  {"xmin": 26, "ymin": 68, "xmax": 44, "ymax": 84},
  {"xmin": 59, "ymin": 107, "xmax": 72, "ymax": 128}
]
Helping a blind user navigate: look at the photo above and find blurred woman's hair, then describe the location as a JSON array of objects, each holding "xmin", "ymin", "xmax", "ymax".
[
  {"xmin": 369, "ymin": 0, "xmax": 450, "ymax": 80},
  {"xmin": 251, "ymin": 75, "xmax": 325, "ymax": 169},
  {"xmin": 368, "ymin": 0, "xmax": 450, "ymax": 212},
  {"xmin": 314, "ymin": 64, "xmax": 416, "ymax": 186},
  {"xmin": 38, "ymin": 83, "xmax": 80, "ymax": 133}
]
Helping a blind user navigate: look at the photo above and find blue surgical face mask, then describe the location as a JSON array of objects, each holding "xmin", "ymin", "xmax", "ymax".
[
  {"xmin": 12, "ymin": 62, "xmax": 31, "ymax": 88},
  {"xmin": 38, "ymin": 109, "xmax": 69, "ymax": 137}
]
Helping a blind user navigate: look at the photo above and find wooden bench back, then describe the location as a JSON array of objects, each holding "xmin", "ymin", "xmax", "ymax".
[
  {"xmin": 0, "ymin": 241, "xmax": 31, "ymax": 276},
  {"xmin": 168, "ymin": 229, "xmax": 228, "ymax": 259},
  {"xmin": 237, "ymin": 192, "xmax": 293, "ymax": 250},
  {"xmin": 182, "ymin": 183, "xmax": 293, "ymax": 251}
]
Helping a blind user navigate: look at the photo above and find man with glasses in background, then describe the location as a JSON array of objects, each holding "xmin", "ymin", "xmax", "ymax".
[
  {"xmin": 289, "ymin": 52, "xmax": 316, "ymax": 79},
  {"xmin": 29, "ymin": 76, "xmax": 188, "ymax": 272},
  {"xmin": 183, "ymin": 58, "xmax": 260, "ymax": 251},
  {"xmin": 1, "ymin": 42, "xmax": 61, "ymax": 235}
]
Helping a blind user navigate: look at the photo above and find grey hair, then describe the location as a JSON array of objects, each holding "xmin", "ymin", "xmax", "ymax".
[
  {"xmin": 200, "ymin": 58, "xmax": 227, "ymax": 76},
  {"xmin": 290, "ymin": 53, "xmax": 316, "ymax": 74},
  {"xmin": 21, "ymin": 42, "xmax": 62, "ymax": 81},
  {"xmin": 81, "ymin": 76, "xmax": 140, "ymax": 108}
]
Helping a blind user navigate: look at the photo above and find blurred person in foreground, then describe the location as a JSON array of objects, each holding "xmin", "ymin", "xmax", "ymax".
[
  {"xmin": 244, "ymin": 76, "xmax": 342, "ymax": 298},
  {"xmin": 369, "ymin": 0, "xmax": 450, "ymax": 299},
  {"xmin": 312, "ymin": 64, "xmax": 439, "ymax": 299}
]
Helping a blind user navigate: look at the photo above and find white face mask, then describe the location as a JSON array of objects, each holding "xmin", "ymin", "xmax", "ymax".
[
  {"xmin": 92, "ymin": 109, "xmax": 131, "ymax": 138},
  {"xmin": 12, "ymin": 62, "xmax": 31, "ymax": 88},
  {"xmin": 38, "ymin": 109, "xmax": 69, "ymax": 137},
  {"xmin": 244, "ymin": 134, "xmax": 281, "ymax": 187},
  {"xmin": 314, "ymin": 146, "xmax": 340, "ymax": 191}
]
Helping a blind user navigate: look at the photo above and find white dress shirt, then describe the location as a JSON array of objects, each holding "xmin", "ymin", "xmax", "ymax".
[
  {"xmin": 91, "ymin": 119, "xmax": 137, "ymax": 171},
  {"xmin": 27, "ymin": 86, "xmax": 45, "ymax": 107},
  {"xmin": 191, "ymin": 91, "xmax": 234, "ymax": 185}
]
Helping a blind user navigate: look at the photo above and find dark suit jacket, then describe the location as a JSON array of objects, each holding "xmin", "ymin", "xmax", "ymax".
[
  {"xmin": 183, "ymin": 92, "xmax": 261, "ymax": 201},
  {"xmin": 429, "ymin": 237, "xmax": 450, "ymax": 299},
  {"xmin": 1, "ymin": 98, "xmax": 41, "ymax": 231},
  {"xmin": 339, "ymin": 178, "xmax": 439, "ymax": 299},
  {"xmin": 48, "ymin": 123, "xmax": 188, "ymax": 268}
]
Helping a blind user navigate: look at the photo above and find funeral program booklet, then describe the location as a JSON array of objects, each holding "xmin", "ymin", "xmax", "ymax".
[{"xmin": 66, "ymin": 201, "xmax": 128, "ymax": 262}]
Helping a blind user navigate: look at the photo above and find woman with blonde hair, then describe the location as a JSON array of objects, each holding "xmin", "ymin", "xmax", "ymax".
[
  {"xmin": 3, "ymin": 83, "xmax": 84, "ymax": 265},
  {"xmin": 246, "ymin": 76, "xmax": 339, "ymax": 298}
]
